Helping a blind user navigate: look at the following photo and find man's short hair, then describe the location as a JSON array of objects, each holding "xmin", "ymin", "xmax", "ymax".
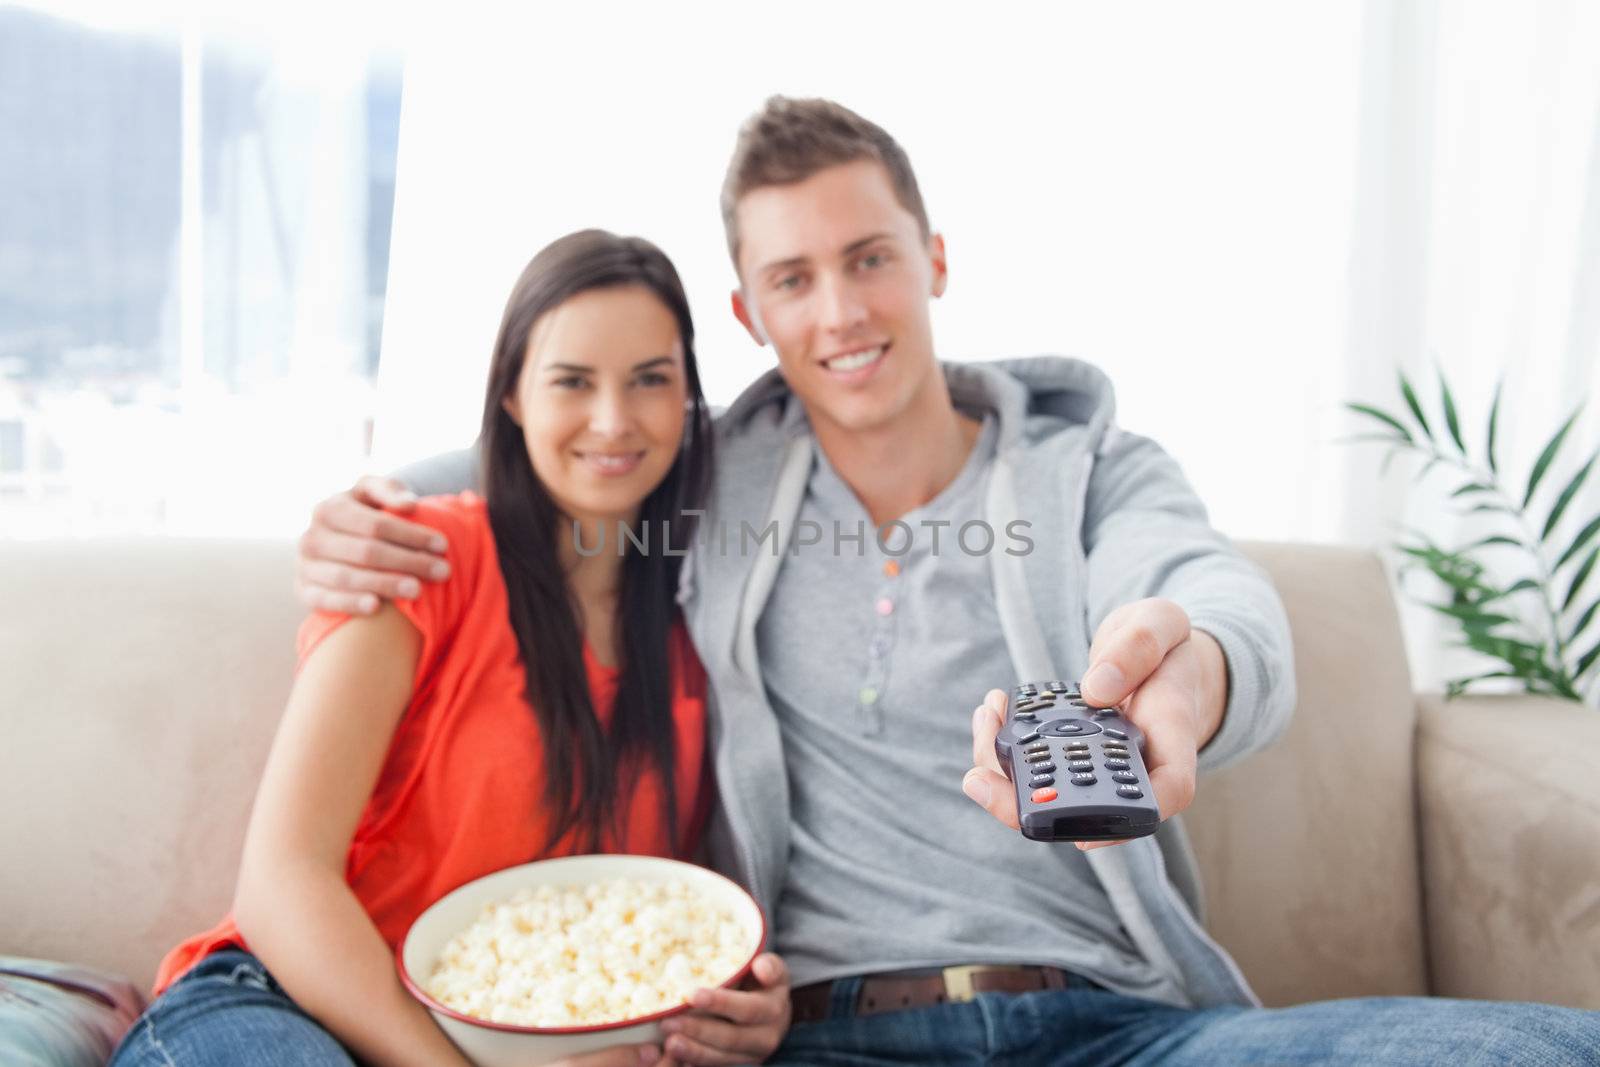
[{"xmin": 719, "ymin": 96, "xmax": 930, "ymax": 269}]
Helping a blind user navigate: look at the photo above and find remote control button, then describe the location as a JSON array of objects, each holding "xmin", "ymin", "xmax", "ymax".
[
  {"xmin": 1017, "ymin": 732, "xmax": 1041, "ymax": 745},
  {"xmin": 1112, "ymin": 771, "xmax": 1138, "ymax": 784},
  {"xmin": 1117, "ymin": 785, "xmax": 1144, "ymax": 799},
  {"xmin": 1025, "ymin": 753, "xmax": 1051, "ymax": 765},
  {"xmin": 1070, "ymin": 772, "xmax": 1097, "ymax": 786},
  {"xmin": 1031, "ymin": 787, "xmax": 1058, "ymax": 804},
  {"xmin": 1067, "ymin": 759, "xmax": 1094, "ymax": 772},
  {"xmin": 1065, "ymin": 741, "xmax": 1091, "ymax": 752},
  {"xmin": 1103, "ymin": 728, "xmax": 1129, "ymax": 740},
  {"xmin": 1104, "ymin": 759, "xmax": 1131, "ymax": 771},
  {"xmin": 1102, "ymin": 744, "xmax": 1130, "ymax": 756},
  {"xmin": 1029, "ymin": 762, "xmax": 1057, "ymax": 774},
  {"xmin": 1048, "ymin": 681, "xmax": 1069, "ymax": 693},
  {"xmin": 1028, "ymin": 775, "xmax": 1055, "ymax": 788},
  {"xmin": 1023, "ymin": 741, "xmax": 1049, "ymax": 753},
  {"xmin": 1040, "ymin": 719, "xmax": 1102, "ymax": 738}
]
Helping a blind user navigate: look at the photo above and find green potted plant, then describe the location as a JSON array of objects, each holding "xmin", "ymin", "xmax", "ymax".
[{"xmin": 1346, "ymin": 371, "xmax": 1599, "ymax": 705}]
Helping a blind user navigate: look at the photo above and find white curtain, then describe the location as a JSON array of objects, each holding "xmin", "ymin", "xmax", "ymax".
[{"xmin": 1344, "ymin": 0, "xmax": 1600, "ymax": 701}]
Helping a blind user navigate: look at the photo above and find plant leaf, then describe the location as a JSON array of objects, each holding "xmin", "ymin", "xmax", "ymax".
[
  {"xmin": 1430, "ymin": 603, "xmax": 1514, "ymax": 629},
  {"xmin": 1449, "ymin": 482, "xmax": 1499, "ymax": 498},
  {"xmin": 1487, "ymin": 378, "xmax": 1503, "ymax": 475},
  {"xmin": 1555, "ymin": 514, "xmax": 1600, "ymax": 571},
  {"xmin": 1333, "ymin": 432, "xmax": 1414, "ymax": 447},
  {"xmin": 1568, "ymin": 597, "xmax": 1600, "ymax": 646},
  {"xmin": 1523, "ymin": 406, "xmax": 1583, "ymax": 510},
  {"xmin": 1439, "ymin": 368, "xmax": 1466, "ymax": 452},
  {"xmin": 1399, "ymin": 371, "xmax": 1434, "ymax": 442},
  {"xmin": 1575, "ymin": 637, "xmax": 1600, "ymax": 682},
  {"xmin": 1344, "ymin": 403, "xmax": 1415, "ymax": 444},
  {"xmin": 1456, "ymin": 633, "xmax": 1545, "ymax": 664},
  {"xmin": 1460, "ymin": 534, "xmax": 1525, "ymax": 550},
  {"xmin": 1564, "ymin": 547, "xmax": 1599, "ymax": 612},
  {"xmin": 1542, "ymin": 450, "xmax": 1598, "ymax": 542},
  {"xmin": 1443, "ymin": 670, "xmax": 1525, "ymax": 700},
  {"xmin": 1465, "ymin": 503, "xmax": 1518, "ymax": 516}
]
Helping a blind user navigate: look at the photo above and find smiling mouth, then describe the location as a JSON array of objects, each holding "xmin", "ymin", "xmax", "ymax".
[
  {"xmin": 574, "ymin": 451, "xmax": 646, "ymax": 474},
  {"xmin": 821, "ymin": 344, "xmax": 888, "ymax": 374}
]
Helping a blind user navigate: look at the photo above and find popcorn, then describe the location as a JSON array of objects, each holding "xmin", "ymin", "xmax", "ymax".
[{"xmin": 423, "ymin": 877, "xmax": 754, "ymax": 1028}]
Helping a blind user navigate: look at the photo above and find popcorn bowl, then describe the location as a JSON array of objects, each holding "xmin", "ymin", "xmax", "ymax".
[{"xmin": 398, "ymin": 854, "xmax": 765, "ymax": 1067}]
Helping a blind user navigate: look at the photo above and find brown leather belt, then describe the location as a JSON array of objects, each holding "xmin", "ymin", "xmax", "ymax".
[{"xmin": 790, "ymin": 965, "xmax": 1073, "ymax": 1024}]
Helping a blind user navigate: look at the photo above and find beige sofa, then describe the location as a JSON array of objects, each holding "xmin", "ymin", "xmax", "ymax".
[{"xmin": 2, "ymin": 540, "xmax": 1597, "ymax": 1011}]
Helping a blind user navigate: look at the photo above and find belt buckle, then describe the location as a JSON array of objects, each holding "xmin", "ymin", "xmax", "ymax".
[
  {"xmin": 940, "ymin": 965, "xmax": 986, "ymax": 1003},
  {"xmin": 941, "ymin": 964, "xmax": 1044, "ymax": 1003}
]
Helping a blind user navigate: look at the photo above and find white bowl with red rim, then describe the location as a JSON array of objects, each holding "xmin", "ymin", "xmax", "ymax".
[{"xmin": 398, "ymin": 854, "xmax": 765, "ymax": 1066}]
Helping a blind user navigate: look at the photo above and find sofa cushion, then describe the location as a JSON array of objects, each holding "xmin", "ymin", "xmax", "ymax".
[{"xmin": 1417, "ymin": 693, "xmax": 1600, "ymax": 1010}]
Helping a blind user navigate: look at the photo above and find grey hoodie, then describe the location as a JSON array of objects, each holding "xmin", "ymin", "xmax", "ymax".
[{"xmin": 675, "ymin": 356, "xmax": 1296, "ymax": 1009}]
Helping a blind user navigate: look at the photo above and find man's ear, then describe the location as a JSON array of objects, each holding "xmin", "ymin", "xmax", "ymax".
[
  {"xmin": 929, "ymin": 233, "xmax": 948, "ymax": 299},
  {"xmin": 731, "ymin": 288, "xmax": 769, "ymax": 346}
]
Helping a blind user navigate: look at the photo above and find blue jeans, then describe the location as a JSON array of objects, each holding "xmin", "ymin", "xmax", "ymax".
[
  {"xmin": 107, "ymin": 950, "xmax": 355, "ymax": 1066},
  {"xmin": 769, "ymin": 974, "xmax": 1600, "ymax": 1066}
]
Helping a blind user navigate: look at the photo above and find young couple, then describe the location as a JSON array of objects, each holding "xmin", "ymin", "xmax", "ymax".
[{"xmin": 115, "ymin": 98, "xmax": 1600, "ymax": 1066}]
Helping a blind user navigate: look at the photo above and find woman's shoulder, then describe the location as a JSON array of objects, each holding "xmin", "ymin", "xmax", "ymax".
[{"xmin": 406, "ymin": 490, "xmax": 490, "ymax": 538}]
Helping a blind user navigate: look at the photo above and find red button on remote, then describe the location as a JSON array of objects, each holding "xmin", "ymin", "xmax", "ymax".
[{"xmin": 1031, "ymin": 787, "xmax": 1058, "ymax": 804}]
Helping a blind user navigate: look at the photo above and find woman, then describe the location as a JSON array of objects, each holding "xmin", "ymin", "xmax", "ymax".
[{"xmin": 109, "ymin": 231, "xmax": 790, "ymax": 1067}]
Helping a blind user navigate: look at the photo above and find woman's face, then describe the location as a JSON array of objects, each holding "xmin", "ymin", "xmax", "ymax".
[{"xmin": 503, "ymin": 284, "xmax": 688, "ymax": 527}]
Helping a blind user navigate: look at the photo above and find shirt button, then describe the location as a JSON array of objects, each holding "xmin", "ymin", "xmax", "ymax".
[
  {"xmin": 859, "ymin": 686, "xmax": 879, "ymax": 705},
  {"xmin": 875, "ymin": 597, "xmax": 895, "ymax": 616},
  {"xmin": 883, "ymin": 559, "xmax": 901, "ymax": 578}
]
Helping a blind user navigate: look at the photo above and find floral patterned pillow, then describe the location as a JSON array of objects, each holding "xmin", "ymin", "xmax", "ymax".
[{"xmin": 0, "ymin": 957, "xmax": 144, "ymax": 1067}]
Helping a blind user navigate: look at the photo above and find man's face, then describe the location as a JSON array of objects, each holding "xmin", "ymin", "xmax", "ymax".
[{"xmin": 732, "ymin": 159, "xmax": 947, "ymax": 436}]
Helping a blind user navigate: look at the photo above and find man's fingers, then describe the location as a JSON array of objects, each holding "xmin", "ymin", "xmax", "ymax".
[
  {"xmin": 961, "ymin": 767, "xmax": 1019, "ymax": 830},
  {"xmin": 1082, "ymin": 599, "xmax": 1191, "ymax": 707},
  {"xmin": 1126, "ymin": 669, "xmax": 1200, "ymax": 821},
  {"xmin": 314, "ymin": 490, "xmax": 448, "ymax": 556},
  {"xmin": 970, "ymin": 705, "xmax": 998, "ymax": 774},
  {"xmin": 303, "ymin": 529, "xmax": 450, "ymax": 582},
  {"xmin": 298, "ymin": 558, "xmax": 426, "ymax": 601},
  {"xmin": 294, "ymin": 579, "xmax": 379, "ymax": 616},
  {"xmin": 352, "ymin": 474, "xmax": 420, "ymax": 513}
]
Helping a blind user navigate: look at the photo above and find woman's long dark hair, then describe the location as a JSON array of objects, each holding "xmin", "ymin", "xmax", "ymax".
[{"xmin": 479, "ymin": 230, "xmax": 712, "ymax": 854}]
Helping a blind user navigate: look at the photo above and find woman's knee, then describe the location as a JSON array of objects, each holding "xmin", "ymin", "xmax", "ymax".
[{"xmin": 109, "ymin": 959, "xmax": 355, "ymax": 1067}]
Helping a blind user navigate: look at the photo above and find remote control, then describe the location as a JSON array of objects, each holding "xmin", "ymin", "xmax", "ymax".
[{"xmin": 993, "ymin": 679, "xmax": 1161, "ymax": 842}]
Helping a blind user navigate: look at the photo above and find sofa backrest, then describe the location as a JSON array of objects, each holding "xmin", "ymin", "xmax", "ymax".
[
  {"xmin": 2, "ymin": 540, "xmax": 301, "ymax": 992},
  {"xmin": 0, "ymin": 539, "xmax": 1429, "ymax": 1001}
]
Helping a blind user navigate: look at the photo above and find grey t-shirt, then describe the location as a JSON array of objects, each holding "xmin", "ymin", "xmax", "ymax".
[{"xmin": 756, "ymin": 412, "xmax": 1167, "ymax": 992}]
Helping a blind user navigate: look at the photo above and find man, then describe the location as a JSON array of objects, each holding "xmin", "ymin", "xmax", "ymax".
[{"xmin": 298, "ymin": 98, "xmax": 1600, "ymax": 1064}]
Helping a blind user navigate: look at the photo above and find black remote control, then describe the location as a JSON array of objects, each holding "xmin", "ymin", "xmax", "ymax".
[{"xmin": 993, "ymin": 679, "xmax": 1161, "ymax": 842}]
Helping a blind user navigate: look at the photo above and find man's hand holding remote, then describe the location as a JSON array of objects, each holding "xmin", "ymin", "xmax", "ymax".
[{"xmin": 961, "ymin": 598, "xmax": 1230, "ymax": 849}]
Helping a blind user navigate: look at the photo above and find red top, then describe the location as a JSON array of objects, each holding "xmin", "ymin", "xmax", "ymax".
[{"xmin": 153, "ymin": 492, "xmax": 711, "ymax": 996}]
